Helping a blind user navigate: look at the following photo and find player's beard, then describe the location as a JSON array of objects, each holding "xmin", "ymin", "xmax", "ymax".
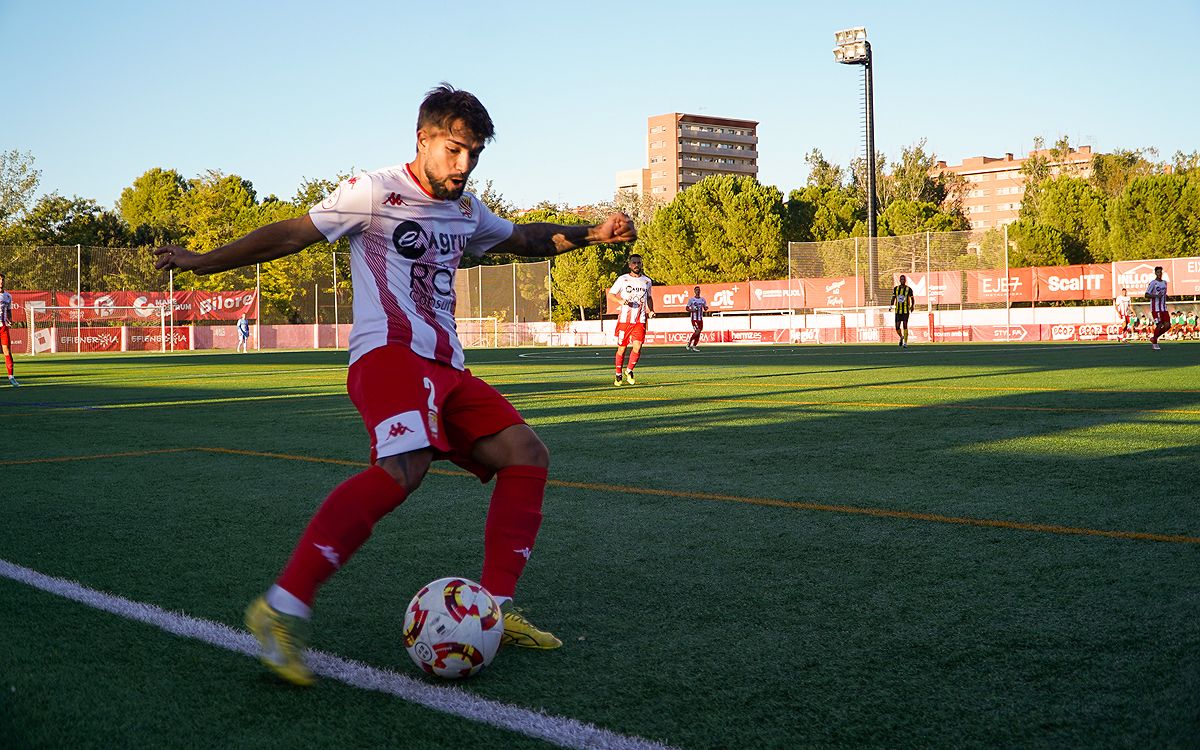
[{"xmin": 425, "ymin": 164, "xmax": 467, "ymax": 201}]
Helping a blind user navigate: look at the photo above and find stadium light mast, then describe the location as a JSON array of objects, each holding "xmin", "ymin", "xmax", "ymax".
[{"xmin": 834, "ymin": 27, "xmax": 878, "ymax": 305}]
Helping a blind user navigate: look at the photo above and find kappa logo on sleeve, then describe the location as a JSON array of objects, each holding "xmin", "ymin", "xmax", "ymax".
[{"xmin": 374, "ymin": 410, "xmax": 429, "ymax": 456}]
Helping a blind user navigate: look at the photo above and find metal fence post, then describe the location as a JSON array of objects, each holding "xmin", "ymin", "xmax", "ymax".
[
  {"xmin": 76, "ymin": 244, "xmax": 81, "ymax": 353},
  {"xmin": 332, "ymin": 250, "xmax": 339, "ymax": 349},
  {"xmin": 255, "ymin": 263, "xmax": 261, "ymax": 350}
]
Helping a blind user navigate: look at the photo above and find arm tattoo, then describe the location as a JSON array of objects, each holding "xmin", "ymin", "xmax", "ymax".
[{"xmin": 508, "ymin": 222, "xmax": 594, "ymax": 257}]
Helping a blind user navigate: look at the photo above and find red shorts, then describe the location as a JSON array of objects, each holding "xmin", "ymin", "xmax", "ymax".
[
  {"xmin": 346, "ymin": 344, "xmax": 524, "ymax": 481},
  {"xmin": 0, "ymin": 327, "xmax": 8, "ymax": 348},
  {"xmin": 615, "ymin": 322, "xmax": 646, "ymax": 347},
  {"xmin": 691, "ymin": 319, "xmax": 703, "ymax": 332},
  {"xmin": 1153, "ymin": 311, "xmax": 1170, "ymax": 327}
]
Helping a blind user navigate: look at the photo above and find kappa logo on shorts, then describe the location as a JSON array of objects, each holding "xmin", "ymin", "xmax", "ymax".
[{"xmin": 374, "ymin": 410, "xmax": 428, "ymax": 456}]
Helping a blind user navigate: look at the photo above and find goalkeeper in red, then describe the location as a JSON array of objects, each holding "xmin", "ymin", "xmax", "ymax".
[
  {"xmin": 890, "ymin": 274, "xmax": 916, "ymax": 348},
  {"xmin": 154, "ymin": 84, "xmax": 636, "ymax": 686}
]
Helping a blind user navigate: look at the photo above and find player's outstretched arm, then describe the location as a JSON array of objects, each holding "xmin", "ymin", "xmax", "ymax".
[
  {"xmin": 154, "ymin": 215, "xmax": 326, "ymax": 275},
  {"xmin": 494, "ymin": 211, "xmax": 636, "ymax": 257}
]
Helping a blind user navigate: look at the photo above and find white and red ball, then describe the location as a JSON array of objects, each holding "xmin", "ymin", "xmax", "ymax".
[{"xmin": 402, "ymin": 577, "xmax": 503, "ymax": 679}]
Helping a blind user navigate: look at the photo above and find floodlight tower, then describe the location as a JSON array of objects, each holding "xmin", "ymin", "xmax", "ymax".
[{"xmin": 834, "ymin": 27, "xmax": 878, "ymax": 304}]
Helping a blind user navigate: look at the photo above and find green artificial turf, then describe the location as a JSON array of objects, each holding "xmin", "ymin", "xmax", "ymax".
[{"xmin": 1, "ymin": 343, "xmax": 1197, "ymax": 749}]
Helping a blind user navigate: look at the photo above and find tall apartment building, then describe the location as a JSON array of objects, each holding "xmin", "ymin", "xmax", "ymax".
[
  {"xmin": 934, "ymin": 145, "xmax": 1095, "ymax": 230},
  {"xmin": 617, "ymin": 113, "xmax": 759, "ymax": 200}
]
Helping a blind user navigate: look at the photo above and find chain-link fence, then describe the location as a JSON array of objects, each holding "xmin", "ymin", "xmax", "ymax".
[
  {"xmin": 789, "ymin": 228, "xmax": 1012, "ymax": 312},
  {"xmin": 1, "ymin": 246, "xmax": 548, "ymax": 322}
]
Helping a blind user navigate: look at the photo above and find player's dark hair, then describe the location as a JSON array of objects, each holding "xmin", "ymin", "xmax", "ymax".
[
  {"xmin": 1154, "ymin": 266, "xmax": 1163, "ymax": 272},
  {"xmin": 418, "ymin": 83, "xmax": 495, "ymax": 142},
  {"xmin": 629, "ymin": 254, "xmax": 642, "ymax": 260}
]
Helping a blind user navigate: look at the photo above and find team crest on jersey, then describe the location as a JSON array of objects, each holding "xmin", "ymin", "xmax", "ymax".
[{"xmin": 458, "ymin": 197, "xmax": 473, "ymax": 218}]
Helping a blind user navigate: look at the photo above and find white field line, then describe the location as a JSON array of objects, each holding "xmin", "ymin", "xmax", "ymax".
[{"xmin": 0, "ymin": 559, "xmax": 677, "ymax": 750}]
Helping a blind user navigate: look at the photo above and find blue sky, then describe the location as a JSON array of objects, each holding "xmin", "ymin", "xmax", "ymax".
[{"xmin": 2, "ymin": 0, "xmax": 1197, "ymax": 212}]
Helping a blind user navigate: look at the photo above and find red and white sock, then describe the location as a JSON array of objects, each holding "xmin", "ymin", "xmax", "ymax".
[
  {"xmin": 274, "ymin": 465, "xmax": 408, "ymax": 609},
  {"xmin": 614, "ymin": 351, "xmax": 624, "ymax": 375},
  {"xmin": 480, "ymin": 465, "xmax": 547, "ymax": 599},
  {"xmin": 4, "ymin": 353, "xmax": 12, "ymax": 377},
  {"xmin": 628, "ymin": 349, "xmax": 640, "ymax": 370}
]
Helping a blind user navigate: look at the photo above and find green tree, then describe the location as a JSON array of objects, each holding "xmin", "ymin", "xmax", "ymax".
[
  {"xmin": 466, "ymin": 178, "xmax": 515, "ymax": 220},
  {"xmin": 878, "ymin": 199, "xmax": 970, "ymax": 237},
  {"xmin": 1171, "ymin": 150, "xmax": 1200, "ymax": 175},
  {"xmin": 508, "ymin": 207, "xmax": 618, "ymax": 321},
  {"xmin": 1006, "ymin": 220, "xmax": 1071, "ymax": 266},
  {"xmin": 881, "ymin": 139, "xmax": 961, "ymax": 207},
  {"xmin": 1019, "ymin": 136, "xmax": 1084, "ymax": 219},
  {"xmin": 9, "ymin": 194, "xmax": 130, "ymax": 247},
  {"xmin": 636, "ymin": 175, "xmax": 787, "ymax": 284},
  {"xmin": 804, "ymin": 148, "xmax": 844, "ymax": 190},
  {"xmin": 1018, "ymin": 176, "xmax": 1108, "ymax": 263},
  {"xmin": 592, "ymin": 190, "xmax": 664, "ymax": 229},
  {"xmin": 117, "ymin": 168, "xmax": 189, "ymax": 244},
  {"xmin": 1090, "ymin": 148, "xmax": 1159, "ymax": 197},
  {"xmin": 0, "ymin": 149, "xmax": 41, "ymax": 227},
  {"xmin": 785, "ymin": 185, "xmax": 861, "ymax": 243},
  {"xmin": 1106, "ymin": 173, "xmax": 1200, "ymax": 260},
  {"xmin": 178, "ymin": 170, "xmax": 257, "ymax": 254}
]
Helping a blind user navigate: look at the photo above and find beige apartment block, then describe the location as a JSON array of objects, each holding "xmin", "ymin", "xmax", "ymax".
[
  {"xmin": 935, "ymin": 145, "xmax": 1095, "ymax": 229},
  {"xmin": 617, "ymin": 113, "xmax": 759, "ymax": 200}
]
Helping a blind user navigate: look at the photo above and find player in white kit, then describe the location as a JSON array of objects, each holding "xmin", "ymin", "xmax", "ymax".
[
  {"xmin": 684, "ymin": 286, "xmax": 708, "ymax": 351},
  {"xmin": 154, "ymin": 84, "xmax": 636, "ymax": 685},
  {"xmin": 608, "ymin": 254, "xmax": 654, "ymax": 385},
  {"xmin": 1145, "ymin": 266, "xmax": 1169, "ymax": 350},
  {"xmin": 1113, "ymin": 287, "xmax": 1132, "ymax": 342}
]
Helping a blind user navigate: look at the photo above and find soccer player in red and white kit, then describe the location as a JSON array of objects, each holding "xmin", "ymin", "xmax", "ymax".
[
  {"xmin": 608, "ymin": 254, "xmax": 654, "ymax": 385},
  {"xmin": 0, "ymin": 273, "xmax": 19, "ymax": 386},
  {"xmin": 1145, "ymin": 266, "xmax": 1169, "ymax": 350},
  {"xmin": 684, "ymin": 286, "xmax": 708, "ymax": 351},
  {"xmin": 153, "ymin": 84, "xmax": 636, "ymax": 686},
  {"xmin": 1113, "ymin": 287, "xmax": 1132, "ymax": 342}
]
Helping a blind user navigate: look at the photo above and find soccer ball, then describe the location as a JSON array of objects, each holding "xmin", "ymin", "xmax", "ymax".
[{"xmin": 402, "ymin": 577, "xmax": 503, "ymax": 679}]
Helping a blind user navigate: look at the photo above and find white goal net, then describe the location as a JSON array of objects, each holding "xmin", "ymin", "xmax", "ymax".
[{"xmin": 27, "ymin": 303, "xmax": 173, "ymax": 354}]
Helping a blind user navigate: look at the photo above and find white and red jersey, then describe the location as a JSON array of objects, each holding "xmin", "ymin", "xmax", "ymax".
[
  {"xmin": 1114, "ymin": 295, "xmax": 1131, "ymax": 318},
  {"xmin": 309, "ymin": 164, "xmax": 514, "ymax": 369},
  {"xmin": 609, "ymin": 273, "xmax": 653, "ymax": 324},
  {"xmin": 1146, "ymin": 278, "xmax": 1168, "ymax": 314},
  {"xmin": 685, "ymin": 295, "xmax": 708, "ymax": 323}
]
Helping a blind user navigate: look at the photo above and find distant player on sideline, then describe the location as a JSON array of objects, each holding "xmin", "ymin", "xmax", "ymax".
[
  {"xmin": 684, "ymin": 286, "xmax": 708, "ymax": 351},
  {"xmin": 609, "ymin": 254, "xmax": 654, "ymax": 385},
  {"xmin": 890, "ymin": 274, "xmax": 916, "ymax": 348},
  {"xmin": 1146, "ymin": 266, "xmax": 1169, "ymax": 350},
  {"xmin": 153, "ymin": 84, "xmax": 636, "ymax": 686},
  {"xmin": 0, "ymin": 273, "xmax": 19, "ymax": 386},
  {"xmin": 1114, "ymin": 287, "xmax": 1132, "ymax": 342},
  {"xmin": 236, "ymin": 313, "xmax": 250, "ymax": 353}
]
